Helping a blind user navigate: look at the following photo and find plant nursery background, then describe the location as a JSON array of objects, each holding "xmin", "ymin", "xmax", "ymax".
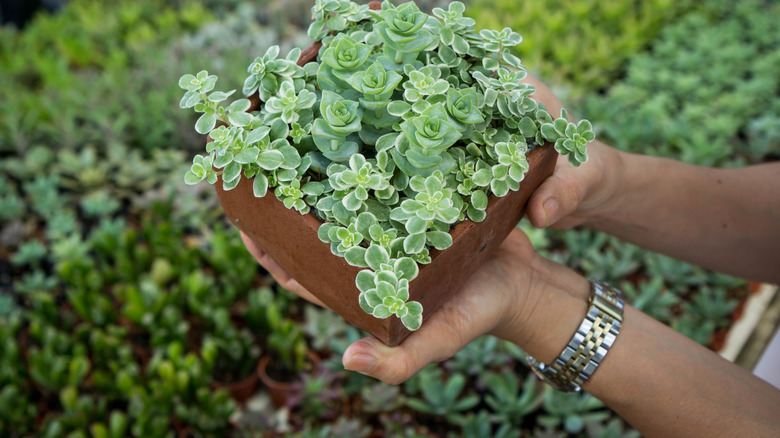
[{"xmin": 1, "ymin": 0, "xmax": 778, "ymax": 436}]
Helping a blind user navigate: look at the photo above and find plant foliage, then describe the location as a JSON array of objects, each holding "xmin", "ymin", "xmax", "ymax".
[{"xmin": 179, "ymin": 0, "xmax": 594, "ymax": 330}]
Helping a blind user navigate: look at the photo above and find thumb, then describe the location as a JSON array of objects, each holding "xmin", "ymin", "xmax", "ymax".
[
  {"xmin": 341, "ymin": 298, "xmax": 494, "ymax": 384},
  {"xmin": 342, "ymin": 336, "xmax": 438, "ymax": 385},
  {"xmin": 527, "ymin": 168, "xmax": 587, "ymax": 229}
]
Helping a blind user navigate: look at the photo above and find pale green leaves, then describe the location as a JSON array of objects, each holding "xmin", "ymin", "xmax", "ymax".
[
  {"xmin": 328, "ymin": 154, "xmax": 392, "ymax": 212},
  {"xmin": 432, "ymin": 2, "xmax": 474, "ymax": 30},
  {"xmin": 274, "ymin": 179, "xmax": 316, "ymax": 214},
  {"xmin": 540, "ymin": 109, "xmax": 594, "ymax": 166},
  {"xmin": 263, "ymin": 81, "xmax": 317, "ymax": 125},
  {"xmin": 374, "ymin": 1, "xmax": 437, "ymax": 64},
  {"xmin": 400, "ymin": 103, "xmax": 461, "ymax": 168},
  {"xmin": 179, "ymin": 70, "xmax": 216, "ymax": 94},
  {"xmin": 494, "ymin": 141, "xmax": 529, "ymax": 184},
  {"xmin": 401, "ymin": 171, "xmax": 460, "ymax": 225},
  {"xmin": 321, "ymin": 34, "xmax": 372, "ymax": 72},
  {"xmin": 356, "ymin": 261, "xmax": 423, "ymax": 331},
  {"xmin": 179, "ymin": 0, "xmax": 599, "ymax": 334},
  {"xmin": 184, "ymin": 155, "xmax": 217, "ymax": 185},
  {"xmin": 308, "ymin": 0, "xmax": 365, "ymax": 40},
  {"xmin": 402, "ymin": 66, "xmax": 449, "ymax": 102},
  {"xmin": 179, "ymin": 70, "xmax": 253, "ymax": 135},
  {"xmin": 243, "ymin": 45, "xmax": 302, "ymax": 101},
  {"xmin": 431, "ymin": 2, "xmax": 473, "ymax": 54},
  {"xmin": 312, "ymin": 91, "xmax": 362, "ymax": 161},
  {"xmin": 480, "ymin": 27, "xmax": 523, "ymax": 52}
]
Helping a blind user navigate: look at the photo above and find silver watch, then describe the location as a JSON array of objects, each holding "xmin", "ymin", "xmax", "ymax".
[{"xmin": 526, "ymin": 280, "xmax": 624, "ymax": 393}]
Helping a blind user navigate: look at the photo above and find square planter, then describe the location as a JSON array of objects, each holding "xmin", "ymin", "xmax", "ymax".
[
  {"xmin": 212, "ymin": 2, "xmax": 559, "ymax": 345},
  {"xmin": 216, "ymin": 144, "xmax": 557, "ymax": 346}
]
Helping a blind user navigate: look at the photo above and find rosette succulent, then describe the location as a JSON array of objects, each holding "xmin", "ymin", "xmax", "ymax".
[{"xmin": 179, "ymin": 0, "xmax": 595, "ymax": 332}]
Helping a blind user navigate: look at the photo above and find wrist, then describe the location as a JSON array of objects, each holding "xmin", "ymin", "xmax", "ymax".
[
  {"xmin": 495, "ymin": 254, "xmax": 591, "ymax": 363},
  {"xmin": 577, "ymin": 141, "xmax": 627, "ymax": 228}
]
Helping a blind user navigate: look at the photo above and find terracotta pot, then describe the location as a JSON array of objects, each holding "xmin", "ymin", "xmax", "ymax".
[
  {"xmin": 211, "ymin": 369, "xmax": 260, "ymax": 404},
  {"xmin": 213, "ymin": 0, "xmax": 558, "ymax": 346},
  {"xmin": 257, "ymin": 351, "xmax": 321, "ymax": 409},
  {"xmin": 257, "ymin": 355, "xmax": 294, "ymax": 409},
  {"xmin": 217, "ymin": 146, "xmax": 557, "ymax": 346}
]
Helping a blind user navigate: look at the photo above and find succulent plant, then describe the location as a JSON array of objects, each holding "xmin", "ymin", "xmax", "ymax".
[{"xmin": 179, "ymin": 0, "xmax": 594, "ymax": 331}]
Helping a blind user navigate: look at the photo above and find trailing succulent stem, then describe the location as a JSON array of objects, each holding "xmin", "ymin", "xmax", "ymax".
[{"xmin": 179, "ymin": 0, "xmax": 594, "ymax": 331}]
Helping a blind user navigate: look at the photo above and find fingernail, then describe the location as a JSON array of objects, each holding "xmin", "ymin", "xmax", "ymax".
[
  {"xmin": 344, "ymin": 353, "xmax": 377, "ymax": 374},
  {"xmin": 542, "ymin": 198, "xmax": 558, "ymax": 227}
]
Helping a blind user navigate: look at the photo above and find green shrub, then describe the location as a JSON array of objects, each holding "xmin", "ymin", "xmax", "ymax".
[
  {"xmin": 583, "ymin": 0, "xmax": 780, "ymax": 166},
  {"xmin": 464, "ymin": 0, "xmax": 694, "ymax": 95}
]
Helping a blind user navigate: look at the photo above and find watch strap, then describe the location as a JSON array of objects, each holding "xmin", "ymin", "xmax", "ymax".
[{"xmin": 527, "ymin": 280, "xmax": 624, "ymax": 393}]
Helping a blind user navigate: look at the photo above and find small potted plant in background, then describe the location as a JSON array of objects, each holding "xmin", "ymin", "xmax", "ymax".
[
  {"xmin": 257, "ymin": 311, "xmax": 313, "ymax": 408},
  {"xmin": 179, "ymin": 0, "xmax": 594, "ymax": 345},
  {"xmin": 201, "ymin": 309, "xmax": 261, "ymax": 403}
]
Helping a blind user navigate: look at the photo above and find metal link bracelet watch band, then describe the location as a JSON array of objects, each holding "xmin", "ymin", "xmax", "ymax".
[{"xmin": 526, "ymin": 280, "xmax": 625, "ymax": 393}]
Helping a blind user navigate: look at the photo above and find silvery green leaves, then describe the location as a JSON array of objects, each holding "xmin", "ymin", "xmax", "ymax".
[
  {"xmin": 488, "ymin": 140, "xmax": 530, "ymax": 197},
  {"xmin": 356, "ymin": 260, "xmax": 423, "ymax": 331},
  {"xmin": 312, "ymin": 91, "xmax": 362, "ymax": 161},
  {"xmin": 179, "ymin": 70, "xmax": 217, "ymax": 105},
  {"xmin": 398, "ymin": 103, "xmax": 460, "ymax": 169},
  {"xmin": 243, "ymin": 46, "xmax": 303, "ymax": 101},
  {"xmin": 393, "ymin": 171, "xmax": 458, "ymax": 254},
  {"xmin": 540, "ymin": 109, "xmax": 594, "ymax": 166},
  {"xmin": 402, "ymin": 171, "xmax": 460, "ymax": 224},
  {"xmin": 263, "ymin": 81, "xmax": 317, "ymax": 125},
  {"xmin": 308, "ymin": 0, "xmax": 368, "ymax": 40},
  {"xmin": 204, "ymin": 122, "xmax": 303, "ymax": 193},
  {"xmin": 318, "ymin": 34, "xmax": 372, "ymax": 92},
  {"xmin": 430, "ymin": 1, "xmax": 474, "ymax": 55},
  {"xmin": 328, "ymin": 154, "xmax": 391, "ymax": 212},
  {"xmin": 473, "ymin": 68, "xmax": 536, "ymax": 121},
  {"xmin": 479, "ymin": 27, "xmax": 524, "ymax": 72},
  {"xmin": 402, "ymin": 66, "xmax": 449, "ymax": 102},
  {"xmin": 178, "ymin": 70, "xmax": 250, "ymax": 135},
  {"xmin": 479, "ymin": 27, "xmax": 523, "ymax": 52},
  {"xmin": 452, "ymin": 154, "xmax": 491, "ymax": 222},
  {"xmin": 184, "ymin": 155, "xmax": 217, "ymax": 185},
  {"xmin": 179, "ymin": 0, "xmax": 599, "ymax": 333},
  {"xmin": 373, "ymin": 1, "xmax": 437, "ymax": 65},
  {"xmin": 274, "ymin": 178, "xmax": 324, "ymax": 215}
]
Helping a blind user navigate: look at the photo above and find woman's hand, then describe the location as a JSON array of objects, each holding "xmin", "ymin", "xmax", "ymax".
[
  {"xmin": 241, "ymin": 228, "xmax": 590, "ymax": 384},
  {"xmin": 520, "ymin": 75, "xmax": 624, "ymax": 230}
]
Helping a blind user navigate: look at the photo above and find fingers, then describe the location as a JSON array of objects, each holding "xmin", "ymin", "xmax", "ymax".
[
  {"xmin": 341, "ymin": 236, "xmax": 526, "ymax": 384},
  {"xmin": 342, "ymin": 320, "xmax": 478, "ymax": 386},
  {"xmin": 239, "ymin": 232, "xmax": 328, "ymax": 308},
  {"xmin": 527, "ymin": 141, "xmax": 616, "ymax": 230},
  {"xmin": 526, "ymin": 157, "xmax": 588, "ymax": 229}
]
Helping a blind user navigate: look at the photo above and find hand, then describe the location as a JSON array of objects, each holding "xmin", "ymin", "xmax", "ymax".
[
  {"xmin": 242, "ymin": 229, "xmax": 590, "ymax": 384},
  {"xmin": 520, "ymin": 75, "xmax": 623, "ymax": 230}
]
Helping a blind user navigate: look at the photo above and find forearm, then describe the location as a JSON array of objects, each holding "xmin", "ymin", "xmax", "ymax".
[
  {"xmin": 589, "ymin": 148, "xmax": 780, "ymax": 283},
  {"xmin": 510, "ymin": 261, "xmax": 780, "ymax": 437},
  {"xmin": 587, "ymin": 306, "xmax": 780, "ymax": 437}
]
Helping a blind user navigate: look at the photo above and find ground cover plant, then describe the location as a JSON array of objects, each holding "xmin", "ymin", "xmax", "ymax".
[
  {"xmin": 463, "ymin": 0, "xmax": 696, "ymax": 96},
  {"xmin": 0, "ymin": 0, "xmax": 772, "ymax": 436},
  {"xmin": 581, "ymin": 0, "xmax": 780, "ymax": 167}
]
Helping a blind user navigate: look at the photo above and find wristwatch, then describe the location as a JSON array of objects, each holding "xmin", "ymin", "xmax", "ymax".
[{"xmin": 526, "ymin": 280, "xmax": 624, "ymax": 393}]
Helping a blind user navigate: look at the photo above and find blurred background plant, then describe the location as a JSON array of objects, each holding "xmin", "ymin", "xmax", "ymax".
[{"xmin": 0, "ymin": 0, "xmax": 777, "ymax": 436}]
